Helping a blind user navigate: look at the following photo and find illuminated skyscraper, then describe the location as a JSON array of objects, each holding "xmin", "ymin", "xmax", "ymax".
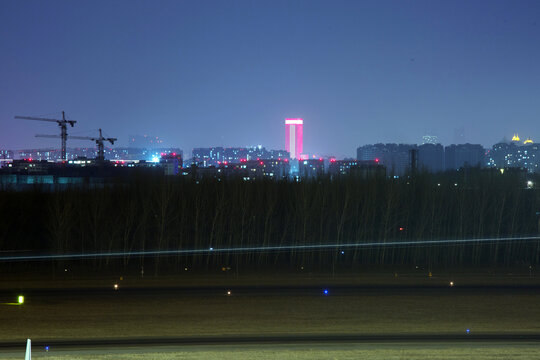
[{"xmin": 285, "ymin": 118, "xmax": 303, "ymax": 159}]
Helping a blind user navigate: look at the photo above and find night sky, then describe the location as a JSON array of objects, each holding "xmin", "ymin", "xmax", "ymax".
[{"xmin": 1, "ymin": 0, "xmax": 539, "ymax": 158}]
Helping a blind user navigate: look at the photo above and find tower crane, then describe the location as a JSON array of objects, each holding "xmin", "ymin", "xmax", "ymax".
[
  {"xmin": 36, "ymin": 129, "xmax": 117, "ymax": 162},
  {"xmin": 15, "ymin": 111, "xmax": 76, "ymax": 162}
]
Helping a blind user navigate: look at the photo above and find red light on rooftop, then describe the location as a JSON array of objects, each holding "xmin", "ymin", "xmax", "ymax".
[
  {"xmin": 375, "ymin": 158, "xmax": 380, "ymax": 163},
  {"xmin": 223, "ymin": 161, "xmax": 228, "ymax": 165},
  {"xmin": 284, "ymin": 159, "xmax": 289, "ymax": 162},
  {"xmin": 172, "ymin": 152, "xmax": 176, "ymax": 156},
  {"xmin": 259, "ymin": 161, "xmax": 264, "ymax": 165},
  {"xmin": 399, "ymin": 227, "xmax": 404, "ymax": 231},
  {"xmin": 257, "ymin": 158, "xmax": 260, "ymax": 161},
  {"xmin": 330, "ymin": 158, "xmax": 336, "ymax": 163},
  {"xmin": 319, "ymin": 158, "xmax": 323, "ymax": 161}
]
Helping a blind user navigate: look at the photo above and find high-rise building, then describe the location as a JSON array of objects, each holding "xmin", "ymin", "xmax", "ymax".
[
  {"xmin": 285, "ymin": 118, "xmax": 303, "ymax": 159},
  {"xmin": 444, "ymin": 144, "xmax": 485, "ymax": 170},
  {"xmin": 488, "ymin": 139, "xmax": 539, "ymax": 173},
  {"xmin": 357, "ymin": 143, "xmax": 416, "ymax": 175},
  {"xmin": 418, "ymin": 143, "xmax": 444, "ymax": 172}
]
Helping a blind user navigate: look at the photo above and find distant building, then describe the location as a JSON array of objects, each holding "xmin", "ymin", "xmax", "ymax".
[
  {"xmin": 246, "ymin": 159, "xmax": 290, "ymax": 180},
  {"xmin": 0, "ymin": 159, "xmax": 164, "ymax": 188},
  {"xmin": 0, "ymin": 150, "xmax": 14, "ymax": 159},
  {"xmin": 185, "ymin": 159, "xmax": 290, "ymax": 181},
  {"xmin": 285, "ymin": 118, "xmax": 303, "ymax": 159},
  {"xmin": 417, "ymin": 143, "xmax": 444, "ymax": 172},
  {"xmin": 0, "ymin": 150, "xmax": 14, "ymax": 168},
  {"xmin": 444, "ymin": 144, "xmax": 485, "ymax": 170},
  {"xmin": 160, "ymin": 152, "xmax": 183, "ymax": 175},
  {"xmin": 328, "ymin": 159, "xmax": 385, "ymax": 179},
  {"xmin": 357, "ymin": 143, "xmax": 416, "ymax": 175},
  {"xmin": 15, "ymin": 147, "xmax": 181, "ymax": 162},
  {"xmin": 328, "ymin": 159, "xmax": 357, "ymax": 177},
  {"xmin": 299, "ymin": 159, "xmax": 324, "ymax": 179},
  {"xmin": 191, "ymin": 146, "xmax": 289, "ymax": 167},
  {"xmin": 488, "ymin": 141, "xmax": 540, "ymax": 173}
]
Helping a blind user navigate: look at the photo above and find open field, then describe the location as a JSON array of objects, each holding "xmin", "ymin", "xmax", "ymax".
[
  {"xmin": 2, "ymin": 343, "xmax": 540, "ymax": 360},
  {"xmin": 2, "ymin": 267, "xmax": 539, "ymax": 290},
  {"xmin": 1, "ymin": 282, "xmax": 540, "ymax": 341}
]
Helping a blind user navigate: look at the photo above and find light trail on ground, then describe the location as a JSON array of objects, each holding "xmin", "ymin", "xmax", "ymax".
[{"xmin": 1, "ymin": 236, "xmax": 539, "ymax": 262}]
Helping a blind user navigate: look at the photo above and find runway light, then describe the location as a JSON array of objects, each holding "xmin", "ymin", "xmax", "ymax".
[
  {"xmin": 323, "ymin": 289, "xmax": 329, "ymax": 295},
  {"xmin": 341, "ymin": 251, "xmax": 345, "ymax": 255},
  {"xmin": 45, "ymin": 346, "xmax": 49, "ymax": 351},
  {"xmin": 113, "ymin": 284, "xmax": 119, "ymax": 290},
  {"xmin": 18, "ymin": 296, "xmax": 24, "ymax": 304},
  {"xmin": 209, "ymin": 247, "xmax": 214, "ymax": 251},
  {"xmin": 449, "ymin": 281, "xmax": 454, "ymax": 287},
  {"xmin": 466, "ymin": 329, "xmax": 470, "ymax": 334},
  {"xmin": 226, "ymin": 290, "xmax": 231, "ymax": 296}
]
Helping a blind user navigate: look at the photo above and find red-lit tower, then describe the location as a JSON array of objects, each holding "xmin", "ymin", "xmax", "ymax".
[{"xmin": 285, "ymin": 118, "xmax": 303, "ymax": 159}]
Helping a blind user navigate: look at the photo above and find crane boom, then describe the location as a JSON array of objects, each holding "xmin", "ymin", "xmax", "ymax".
[
  {"xmin": 15, "ymin": 116, "xmax": 63, "ymax": 123},
  {"xmin": 35, "ymin": 128, "xmax": 116, "ymax": 162},
  {"xmin": 36, "ymin": 134, "xmax": 93, "ymax": 140},
  {"xmin": 15, "ymin": 111, "xmax": 76, "ymax": 161}
]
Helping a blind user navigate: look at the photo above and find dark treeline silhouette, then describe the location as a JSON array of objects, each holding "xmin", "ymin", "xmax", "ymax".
[{"xmin": 1, "ymin": 169, "xmax": 539, "ymax": 273}]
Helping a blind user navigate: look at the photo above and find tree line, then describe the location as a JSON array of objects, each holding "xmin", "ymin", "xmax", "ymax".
[{"xmin": 1, "ymin": 169, "xmax": 539, "ymax": 273}]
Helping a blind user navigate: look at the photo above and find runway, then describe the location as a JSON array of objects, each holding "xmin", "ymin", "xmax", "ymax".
[
  {"xmin": 1, "ymin": 333, "xmax": 540, "ymax": 350},
  {"xmin": 1, "ymin": 335, "xmax": 540, "ymax": 359}
]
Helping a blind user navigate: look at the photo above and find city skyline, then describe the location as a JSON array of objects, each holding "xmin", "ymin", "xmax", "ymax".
[{"xmin": 1, "ymin": 0, "xmax": 539, "ymax": 157}]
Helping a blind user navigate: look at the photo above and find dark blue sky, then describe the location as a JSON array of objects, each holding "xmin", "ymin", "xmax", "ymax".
[{"xmin": 1, "ymin": 0, "xmax": 539, "ymax": 157}]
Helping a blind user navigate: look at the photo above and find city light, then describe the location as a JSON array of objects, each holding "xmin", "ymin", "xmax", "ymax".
[
  {"xmin": 285, "ymin": 118, "xmax": 303, "ymax": 159},
  {"xmin": 18, "ymin": 296, "xmax": 24, "ymax": 304},
  {"xmin": 285, "ymin": 119, "xmax": 303, "ymax": 125}
]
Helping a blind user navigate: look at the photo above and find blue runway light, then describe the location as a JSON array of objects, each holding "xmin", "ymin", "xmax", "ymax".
[
  {"xmin": 45, "ymin": 346, "xmax": 49, "ymax": 351},
  {"xmin": 323, "ymin": 289, "xmax": 329, "ymax": 295},
  {"xmin": 340, "ymin": 251, "xmax": 345, "ymax": 255},
  {"xmin": 466, "ymin": 329, "xmax": 470, "ymax": 334}
]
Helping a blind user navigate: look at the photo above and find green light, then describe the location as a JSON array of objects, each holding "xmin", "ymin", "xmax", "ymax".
[{"xmin": 18, "ymin": 296, "xmax": 24, "ymax": 304}]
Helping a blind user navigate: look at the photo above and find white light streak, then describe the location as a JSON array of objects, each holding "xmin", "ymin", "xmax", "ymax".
[{"xmin": 0, "ymin": 236, "xmax": 539, "ymax": 262}]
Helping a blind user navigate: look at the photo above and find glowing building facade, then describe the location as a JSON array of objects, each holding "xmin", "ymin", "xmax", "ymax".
[{"xmin": 285, "ymin": 118, "xmax": 303, "ymax": 159}]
